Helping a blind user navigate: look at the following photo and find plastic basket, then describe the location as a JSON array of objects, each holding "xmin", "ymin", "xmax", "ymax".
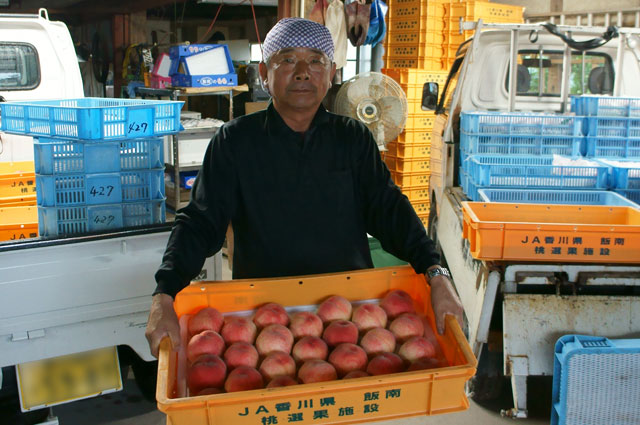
[
  {"xmin": 464, "ymin": 0, "xmax": 524, "ymax": 21},
  {"xmin": 383, "ymin": 56, "xmax": 444, "ymax": 70},
  {"xmin": 461, "ymin": 111, "xmax": 583, "ymax": 136},
  {"xmin": 411, "ymin": 200, "xmax": 430, "ymax": 216},
  {"xmin": 466, "ymin": 155, "xmax": 608, "ymax": 189},
  {"xmin": 34, "ymin": 137, "xmax": 164, "ymax": 175},
  {"xmin": 461, "ymin": 202, "xmax": 640, "ymax": 262},
  {"xmin": 387, "ymin": 1, "xmax": 446, "ymax": 20},
  {"xmin": 571, "ymin": 96, "xmax": 640, "ymax": 117},
  {"xmin": 405, "ymin": 114, "xmax": 436, "ymax": 130},
  {"xmin": 157, "ymin": 267, "xmax": 476, "ymax": 425},
  {"xmin": 0, "ymin": 195, "xmax": 36, "ymax": 207},
  {"xmin": 381, "ymin": 69, "xmax": 450, "ymax": 86},
  {"xmin": 387, "ymin": 16, "xmax": 445, "ymax": 32},
  {"xmin": 36, "ymin": 168, "xmax": 165, "ymax": 207},
  {"xmin": 551, "ymin": 335, "xmax": 640, "ymax": 425},
  {"xmin": 477, "ymin": 189, "xmax": 640, "ymax": 208},
  {"xmin": 385, "ymin": 155, "xmax": 431, "ymax": 173},
  {"xmin": 0, "ymin": 97, "xmax": 183, "ymax": 140},
  {"xmin": 461, "ymin": 132, "xmax": 583, "ymax": 157},
  {"xmin": 386, "ymin": 142, "xmax": 431, "ymax": 159},
  {"xmin": 396, "ymin": 130, "xmax": 433, "ymax": 144},
  {"xmin": 585, "ymin": 116, "xmax": 640, "ymax": 138},
  {"xmin": 386, "ymin": 30, "xmax": 446, "ymax": 46},
  {"xmin": 402, "ymin": 186, "xmax": 430, "ymax": 201},
  {"xmin": 385, "ymin": 44, "xmax": 445, "ymax": 59},
  {"xmin": 0, "ymin": 161, "xmax": 36, "ymax": 198},
  {"xmin": 593, "ymin": 159, "xmax": 640, "ymax": 190},
  {"xmin": 38, "ymin": 199, "xmax": 166, "ymax": 237},
  {"xmin": 0, "ymin": 206, "xmax": 38, "ymax": 242},
  {"xmin": 584, "ymin": 136, "xmax": 640, "ymax": 158},
  {"xmin": 390, "ymin": 171, "xmax": 430, "ymax": 188}
]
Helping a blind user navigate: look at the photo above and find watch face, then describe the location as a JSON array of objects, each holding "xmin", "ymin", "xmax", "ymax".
[{"xmin": 428, "ymin": 268, "xmax": 450, "ymax": 279}]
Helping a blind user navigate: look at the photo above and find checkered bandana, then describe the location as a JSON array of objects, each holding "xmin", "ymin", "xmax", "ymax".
[{"xmin": 262, "ymin": 18, "xmax": 334, "ymax": 64}]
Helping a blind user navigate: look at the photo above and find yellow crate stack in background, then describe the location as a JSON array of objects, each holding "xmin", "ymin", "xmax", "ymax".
[{"xmin": 382, "ymin": 0, "xmax": 523, "ymax": 226}]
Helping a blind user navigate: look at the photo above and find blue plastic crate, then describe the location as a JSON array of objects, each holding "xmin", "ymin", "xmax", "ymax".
[
  {"xmin": 585, "ymin": 116, "xmax": 640, "ymax": 138},
  {"xmin": 593, "ymin": 159, "xmax": 640, "ymax": 190},
  {"xmin": 571, "ymin": 95, "xmax": 640, "ymax": 117},
  {"xmin": 477, "ymin": 188, "xmax": 640, "ymax": 208},
  {"xmin": 461, "ymin": 131, "xmax": 582, "ymax": 156},
  {"xmin": 37, "ymin": 199, "xmax": 166, "ymax": 237},
  {"xmin": 584, "ymin": 136, "xmax": 640, "ymax": 158},
  {"xmin": 615, "ymin": 188, "xmax": 640, "ymax": 204},
  {"xmin": 0, "ymin": 98, "xmax": 183, "ymax": 140},
  {"xmin": 34, "ymin": 137, "xmax": 164, "ymax": 175},
  {"xmin": 36, "ymin": 169, "xmax": 165, "ymax": 207},
  {"xmin": 461, "ymin": 111, "xmax": 583, "ymax": 135},
  {"xmin": 466, "ymin": 155, "xmax": 609, "ymax": 189},
  {"xmin": 551, "ymin": 334, "xmax": 640, "ymax": 425}
]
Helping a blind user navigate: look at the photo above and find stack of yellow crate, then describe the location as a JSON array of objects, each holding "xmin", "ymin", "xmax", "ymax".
[
  {"xmin": 443, "ymin": 1, "xmax": 524, "ymax": 68},
  {"xmin": 382, "ymin": 0, "xmax": 522, "ymax": 227},
  {"xmin": 0, "ymin": 161, "xmax": 38, "ymax": 241}
]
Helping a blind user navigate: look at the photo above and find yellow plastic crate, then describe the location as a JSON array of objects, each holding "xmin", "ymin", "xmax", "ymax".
[
  {"xmin": 384, "ymin": 56, "xmax": 444, "ymax": 70},
  {"xmin": 157, "ymin": 267, "xmax": 477, "ymax": 425},
  {"xmin": 385, "ymin": 43, "xmax": 445, "ymax": 59},
  {"xmin": 386, "ymin": 142, "xmax": 431, "ymax": 159},
  {"xmin": 445, "ymin": 32, "xmax": 468, "ymax": 45},
  {"xmin": 386, "ymin": 30, "xmax": 446, "ymax": 45},
  {"xmin": 388, "ymin": 16, "xmax": 446, "ymax": 32},
  {"xmin": 403, "ymin": 186, "xmax": 431, "ymax": 202},
  {"xmin": 406, "ymin": 114, "xmax": 436, "ymax": 130},
  {"xmin": 382, "ymin": 68, "xmax": 449, "ymax": 86},
  {"xmin": 445, "ymin": 2, "xmax": 466, "ymax": 18},
  {"xmin": 0, "ymin": 161, "xmax": 36, "ymax": 198},
  {"xmin": 418, "ymin": 214, "xmax": 430, "ymax": 227},
  {"xmin": 396, "ymin": 129, "xmax": 433, "ymax": 144},
  {"xmin": 388, "ymin": 1, "xmax": 446, "ymax": 20},
  {"xmin": 465, "ymin": 1, "xmax": 524, "ymax": 22},
  {"xmin": 391, "ymin": 171, "xmax": 430, "ymax": 187},
  {"xmin": 385, "ymin": 155, "xmax": 431, "ymax": 173},
  {"xmin": 0, "ymin": 206, "xmax": 38, "ymax": 242},
  {"xmin": 411, "ymin": 200, "xmax": 431, "ymax": 216},
  {"xmin": 462, "ymin": 203, "xmax": 640, "ymax": 263}
]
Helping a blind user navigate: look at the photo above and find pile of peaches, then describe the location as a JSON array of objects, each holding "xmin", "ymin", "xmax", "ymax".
[{"xmin": 184, "ymin": 289, "xmax": 442, "ymax": 396}]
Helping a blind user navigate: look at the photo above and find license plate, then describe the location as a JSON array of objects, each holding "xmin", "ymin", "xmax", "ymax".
[{"xmin": 16, "ymin": 347, "xmax": 122, "ymax": 411}]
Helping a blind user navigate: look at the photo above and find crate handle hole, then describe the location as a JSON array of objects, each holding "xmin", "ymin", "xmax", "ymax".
[
  {"xmin": 250, "ymin": 283, "xmax": 254, "ymax": 288},
  {"xmin": 298, "ymin": 281, "xmax": 303, "ymax": 285},
  {"xmin": 346, "ymin": 276, "xmax": 351, "ymax": 280}
]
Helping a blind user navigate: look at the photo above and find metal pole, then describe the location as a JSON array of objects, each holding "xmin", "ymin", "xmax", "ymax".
[
  {"xmin": 508, "ymin": 29, "xmax": 519, "ymax": 112},
  {"xmin": 560, "ymin": 32, "xmax": 572, "ymax": 113},
  {"xmin": 614, "ymin": 34, "xmax": 625, "ymax": 96}
]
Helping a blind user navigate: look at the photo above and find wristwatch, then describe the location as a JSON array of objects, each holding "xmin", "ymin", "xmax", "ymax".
[{"xmin": 426, "ymin": 267, "xmax": 451, "ymax": 280}]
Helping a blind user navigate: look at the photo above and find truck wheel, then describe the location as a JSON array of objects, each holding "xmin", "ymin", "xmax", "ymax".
[{"xmin": 131, "ymin": 358, "xmax": 158, "ymax": 402}]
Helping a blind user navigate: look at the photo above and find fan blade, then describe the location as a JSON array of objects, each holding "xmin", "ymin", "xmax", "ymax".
[
  {"xmin": 378, "ymin": 96, "xmax": 407, "ymax": 129},
  {"xmin": 346, "ymin": 75, "xmax": 374, "ymax": 101}
]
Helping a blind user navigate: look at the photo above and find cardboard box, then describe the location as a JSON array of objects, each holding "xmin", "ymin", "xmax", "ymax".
[{"xmin": 245, "ymin": 101, "xmax": 268, "ymax": 115}]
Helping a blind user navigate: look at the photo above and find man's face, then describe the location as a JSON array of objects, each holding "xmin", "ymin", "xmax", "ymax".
[{"xmin": 259, "ymin": 47, "xmax": 337, "ymax": 114}]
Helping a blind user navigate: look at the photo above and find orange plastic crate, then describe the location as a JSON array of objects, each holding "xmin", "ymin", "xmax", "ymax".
[
  {"xmin": 386, "ymin": 142, "xmax": 431, "ymax": 159},
  {"xmin": 391, "ymin": 171, "xmax": 430, "ymax": 187},
  {"xmin": 0, "ymin": 161, "xmax": 36, "ymax": 198},
  {"xmin": 157, "ymin": 267, "xmax": 477, "ymax": 425},
  {"xmin": 386, "ymin": 30, "xmax": 446, "ymax": 45},
  {"xmin": 385, "ymin": 155, "xmax": 431, "ymax": 173},
  {"xmin": 0, "ymin": 206, "xmax": 38, "ymax": 242},
  {"xmin": 465, "ymin": 1, "xmax": 524, "ymax": 22},
  {"xmin": 387, "ymin": 16, "xmax": 446, "ymax": 32},
  {"xmin": 397, "ymin": 130, "xmax": 433, "ymax": 144},
  {"xmin": 403, "ymin": 186, "xmax": 431, "ymax": 201},
  {"xmin": 462, "ymin": 202, "xmax": 640, "ymax": 263},
  {"xmin": 383, "ymin": 56, "xmax": 444, "ymax": 70},
  {"xmin": 385, "ymin": 43, "xmax": 445, "ymax": 59},
  {"xmin": 411, "ymin": 200, "xmax": 431, "ymax": 216},
  {"xmin": 382, "ymin": 69, "xmax": 449, "ymax": 85},
  {"xmin": 0, "ymin": 195, "xmax": 37, "ymax": 207},
  {"xmin": 406, "ymin": 114, "xmax": 436, "ymax": 130},
  {"xmin": 388, "ymin": 1, "xmax": 446, "ymax": 20}
]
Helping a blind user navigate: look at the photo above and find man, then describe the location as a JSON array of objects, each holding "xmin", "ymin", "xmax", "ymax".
[{"xmin": 146, "ymin": 18, "xmax": 463, "ymax": 358}]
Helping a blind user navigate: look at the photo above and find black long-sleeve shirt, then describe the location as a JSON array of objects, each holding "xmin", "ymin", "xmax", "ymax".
[{"xmin": 155, "ymin": 103, "xmax": 440, "ymax": 297}]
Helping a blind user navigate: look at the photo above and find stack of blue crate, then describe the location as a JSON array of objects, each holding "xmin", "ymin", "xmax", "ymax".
[{"xmin": 0, "ymin": 97, "xmax": 183, "ymax": 237}]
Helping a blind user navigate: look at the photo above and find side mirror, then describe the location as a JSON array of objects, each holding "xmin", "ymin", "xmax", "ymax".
[{"xmin": 421, "ymin": 82, "xmax": 439, "ymax": 111}]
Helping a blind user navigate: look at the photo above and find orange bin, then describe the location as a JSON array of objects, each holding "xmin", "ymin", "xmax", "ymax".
[
  {"xmin": 0, "ymin": 161, "xmax": 36, "ymax": 199},
  {"xmin": 157, "ymin": 267, "xmax": 476, "ymax": 425},
  {"xmin": 0, "ymin": 206, "xmax": 38, "ymax": 242},
  {"xmin": 462, "ymin": 202, "xmax": 640, "ymax": 262}
]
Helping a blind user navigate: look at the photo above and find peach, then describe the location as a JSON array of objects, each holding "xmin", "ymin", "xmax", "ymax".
[
  {"xmin": 297, "ymin": 359, "xmax": 338, "ymax": 384},
  {"xmin": 351, "ymin": 304, "xmax": 387, "ymax": 332},
  {"xmin": 343, "ymin": 370, "xmax": 369, "ymax": 379},
  {"xmin": 359, "ymin": 327, "xmax": 396, "ymax": 356},
  {"xmin": 196, "ymin": 387, "xmax": 224, "ymax": 396},
  {"xmin": 259, "ymin": 351, "xmax": 296, "ymax": 381},
  {"xmin": 316, "ymin": 295, "xmax": 352, "ymax": 323},
  {"xmin": 289, "ymin": 311, "xmax": 323, "ymax": 339},
  {"xmin": 292, "ymin": 336, "xmax": 328, "ymax": 363},
  {"xmin": 322, "ymin": 320, "xmax": 358, "ymax": 347},
  {"xmin": 255, "ymin": 324, "xmax": 294, "ymax": 356},
  {"xmin": 397, "ymin": 336, "xmax": 437, "ymax": 363},
  {"xmin": 221, "ymin": 317, "xmax": 257, "ymax": 345},
  {"xmin": 366, "ymin": 352, "xmax": 404, "ymax": 376},
  {"xmin": 188, "ymin": 307, "xmax": 224, "ymax": 336},
  {"xmin": 328, "ymin": 343, "xmax": 368, "ymax": 378},
  {"xmin": 388, "ymin": 313, "xmax": 425, "ymax": 342},
  {"xmin": 188, "ymin": 354, "xmax": 227, "ymax": 394},
  {"xmin": 380, "ymin": 289, "xmax": 415, "ymax": 319},
  {"xmin": 224, "ymin": 366, "xmax": 264, "ymax": 393},
  {"xmin": 223, "ymin": 342, "xmax": 259, "ymax": 370},
  {"xmin": 407, "ymin": 357, "xmax": 441, "ymax": 371},
  {"xmin": 253, "ymin": 302, "xmax": 289, "ymax": 328},
  {"xmin": 266, "ymin": 375, "xmax": 299, "ymax": 388},
  {"xmin": 187, "ymin": 330, "xmax": 226, "ymax": 363}
]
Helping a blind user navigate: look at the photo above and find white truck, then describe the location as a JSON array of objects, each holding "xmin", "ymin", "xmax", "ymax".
[
  {"xmin": 424, "ymin": 22, "xmax": 640, "ymax": 417},
  {"xmin": 0, "ymin": 10, "xmax": 220, "ymax": 423}
]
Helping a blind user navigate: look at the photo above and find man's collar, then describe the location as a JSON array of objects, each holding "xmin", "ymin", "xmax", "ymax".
[{"xmin": 265, "ymin": 101, "xmax": 330, "ymax": 136}]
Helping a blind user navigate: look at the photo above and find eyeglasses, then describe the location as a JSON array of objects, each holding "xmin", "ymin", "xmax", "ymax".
[{"xmin": 269, "ymin": 51, "xmax": 331, "ymax": 73}]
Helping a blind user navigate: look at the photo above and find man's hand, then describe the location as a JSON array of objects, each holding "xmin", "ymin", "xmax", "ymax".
[
  {"xmin": 427, "ymin": 275, "xmax": 464, "ymax": 335},
  {"xmin": 145, "ymin": 293, "xmax": 181, "ymax": 358}
]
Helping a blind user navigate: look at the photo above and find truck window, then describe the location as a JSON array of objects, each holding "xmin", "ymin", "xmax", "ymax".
[
  {"xmin": 506, "ymin": 50, "xmax": 613, "ymax": 97},
  {"xmin": 0, "ymin": 43, "xmax": 40, "ymax": 90}
]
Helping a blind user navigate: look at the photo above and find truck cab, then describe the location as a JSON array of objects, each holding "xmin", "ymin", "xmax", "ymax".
[{"xmin": 426, "ymin": 22, "xmax": 640, "ymax": 418}]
